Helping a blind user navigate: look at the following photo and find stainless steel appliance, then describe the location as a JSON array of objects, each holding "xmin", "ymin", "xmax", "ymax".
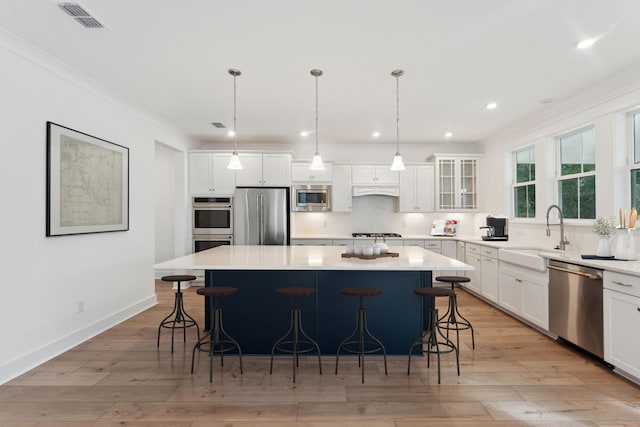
[
  {"xmin": 192, "ymin": 196, "xmax": 233, "ymax": 235},
  {"xmin": 480, "ymin": 215, "xmax": 508, "ymax": 241},
  {"xmin": 548, "ymin": 260, "xmax": 604, "ymax": 358},
  {"xmin": 192, "ymin": 234, "xmax": 233, "ymax": 253},
  {"xmin": 292, "ymin": 184, "xmax": 331, "ymax": 212},
  {"xmin": 234, "ymin": 187, "xmax": 290, "ymax": 245}
]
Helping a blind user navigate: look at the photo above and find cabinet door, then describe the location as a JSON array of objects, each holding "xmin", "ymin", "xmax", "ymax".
[
  {"xmin": 374, "ymin": 165, "xmax": 399, "ymax": 184},
  {"xmin": 465, "ymin": 253, "xmax": 482, "ymax": 293},
  {"xmin": 352, "ymin": 165, "xmax": 376, "ymax": 184},
  {"xmin": 235, "ymin": 153, "xmax": 263, "ymax": 186},
  {"xmin": 332, "ymin": 165, "xmax": 352, "ymax": 212},
  {"xmin": 290, "ymin": 239, "xmax": 333, "ymax": 246},
  {"xmin": 521, "ymin": 276, "xmax": 548, "ymax": 329},
  {"xmin": 212, "ymin": 153, "xmax": 236, "ymax": 195},
  {"xmin": 415, "ymin": 165, "xmax": 434, "ymax": 211},
  {"xmin": 189, "ymin": 152, "xmax": 213, "ymax": 194},
  {"xmin": 498, "ymin": 269, "xmax": 523, "ymax": 314},
  {"xmin": 434, "ymin": 156, "xmax": 479, "ymax": 211},
  {"xmin": 399, "ymin": 166, "xmax": 417, "ymax": 212},
  {"xmin": 481, "ymin": 255, "xmax": 499, "ymax": 302},
  {"xmin": 291, "ymin": 162, "xmax": 332, "ymax": 182},
  {"xmin": 262, "ymin": 154, "xmax": 291, "ymax": 186},
  {"xmin": 403, "ymin": 239, "xmax": 425, "ymax": 248},
  {"xmin": 604, "ymin": 289, "xmax": 640, "ymax": 378},
  {"xmin": 455, "ymin": 241, "xmax": 466, "ymax": 279}
]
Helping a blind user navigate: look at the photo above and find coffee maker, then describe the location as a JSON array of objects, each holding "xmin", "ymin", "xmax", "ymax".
[{"xmin": 480, "ymin": 215, "xmax": 508, "ymax": 241}]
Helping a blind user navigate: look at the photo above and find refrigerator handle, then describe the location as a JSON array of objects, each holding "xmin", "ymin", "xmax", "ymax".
[{"xmin": 258, "ymin": 192, "xmax": 264, "ymax": 244}]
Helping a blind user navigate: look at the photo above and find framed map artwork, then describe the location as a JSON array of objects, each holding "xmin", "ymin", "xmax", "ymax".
[{"xmin": 46, "ymin": 122, "xmax": 129, "ymax": 236}]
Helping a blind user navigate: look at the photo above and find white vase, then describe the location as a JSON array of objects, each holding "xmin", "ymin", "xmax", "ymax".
[{"xmin": 596, "ymin": 235, "xmax": 612, "ymax": 257}]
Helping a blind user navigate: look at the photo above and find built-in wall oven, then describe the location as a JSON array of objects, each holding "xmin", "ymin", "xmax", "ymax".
[
  {"xmin": 192, "ymin": 196, "xmax": 233, "ymax": 235},
  {"xmin": 193, "ymin": 234, "xmax": 233, "ymax": 253}
]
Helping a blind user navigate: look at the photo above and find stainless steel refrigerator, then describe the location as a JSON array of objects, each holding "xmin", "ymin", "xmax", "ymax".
[{"xmin": 234, "ymin": 187, "xmax": 290, "ymax": 245}]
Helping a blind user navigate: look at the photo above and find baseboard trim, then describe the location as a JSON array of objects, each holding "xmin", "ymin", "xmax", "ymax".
[{"xmin": 0, "ymin": 294, "xmax": 158, "ymax": 385}]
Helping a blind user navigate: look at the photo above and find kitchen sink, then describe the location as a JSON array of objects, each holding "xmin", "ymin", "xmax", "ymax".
[{"xmin": 498, "ymin": 248, "xmax": 548, "ymax": 272}]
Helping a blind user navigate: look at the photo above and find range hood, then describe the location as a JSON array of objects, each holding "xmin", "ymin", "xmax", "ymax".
[{"xmin": 352, "ymin": 186, "xmax": 400, "ymax": 197}]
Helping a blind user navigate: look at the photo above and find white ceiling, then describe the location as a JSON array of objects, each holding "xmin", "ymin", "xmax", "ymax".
[{"xmin": 3, "ymin": 0, "xmax": 640, "ymax": 147}]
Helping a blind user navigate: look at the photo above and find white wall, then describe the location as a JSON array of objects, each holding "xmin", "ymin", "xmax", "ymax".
[
  {"xmin": 0, "ymin": 29, "xmax": 193, "ymax": 383},
  {"xmin": 482, "ymin": 62, "xmax": 640, "ymax": 254}
]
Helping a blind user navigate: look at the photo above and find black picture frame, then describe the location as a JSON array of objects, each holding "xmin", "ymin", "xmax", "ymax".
[{"xmin": 46, "ymin": 122, "xmax": 129, "ymax": 236}]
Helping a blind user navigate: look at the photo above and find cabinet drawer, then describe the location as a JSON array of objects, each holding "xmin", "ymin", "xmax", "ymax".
[
  {"xmin": 480, "ymin": 246, "xmax": 498, "ymax": 258},
  {"xmin": 466, "ymin": 243, "xmax": 481, "ymax": 254},
  {"xmin": 424, "ymin": 241, "xmax": 442, "ymax": 251},
  {"xmin": 604, "ymin": 271, "xmax": 640, "ymax": 298}
]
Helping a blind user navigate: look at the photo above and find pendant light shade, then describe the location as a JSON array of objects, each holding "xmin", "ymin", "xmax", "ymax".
[
  {"xmin": 309, "ymin": 69, "xmax": 325, "ymax": 171},
  {"xmin": 389, "ymin": 69, "xmax": 406, "ymax": 171},
  {"xmin": 227, "ymin": 68, "xmax": 243, "ymax": 170}
]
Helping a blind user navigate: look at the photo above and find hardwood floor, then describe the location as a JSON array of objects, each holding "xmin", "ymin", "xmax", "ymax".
[{"xmin": 1, "ymin": 280, "xmax": 639, "ymax": 426}]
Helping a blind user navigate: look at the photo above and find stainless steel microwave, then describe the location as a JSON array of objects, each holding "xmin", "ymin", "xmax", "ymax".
[{"xmin": 292, "ymin": 185, "xmax": 332, "ymax": 212}]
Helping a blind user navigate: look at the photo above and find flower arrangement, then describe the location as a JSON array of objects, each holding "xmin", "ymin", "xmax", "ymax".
[{"xmin": 592, "ymin": 216, "xmax": 616, "ymax": 236}]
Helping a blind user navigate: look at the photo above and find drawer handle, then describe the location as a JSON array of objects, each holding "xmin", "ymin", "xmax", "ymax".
[
  {"xmin": 515, "ymin": 278, "xmax": 523, "ymax": 283},
  {"xmin": 611, "ymin": 280, "xmax": 633, "ymax": 287}
]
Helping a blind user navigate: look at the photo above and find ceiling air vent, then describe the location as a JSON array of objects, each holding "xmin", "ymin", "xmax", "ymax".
[
  {"xmin": 211, "ymin": 122, "xmax": 226, "ymax": 128},
  {"xmin": 56, "ymin": 2, "xmax": 105, "ymax": 29}
]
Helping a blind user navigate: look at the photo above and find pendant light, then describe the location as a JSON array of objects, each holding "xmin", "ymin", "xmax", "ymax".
[
  {"xmin": 390, "ymin": 69, "xmax": 406, "ymax": 171},
  {"xmin": 227, "ymin": 68, "xmax": 243, "ymax": 170},
  {"xmin": 309, "ymin": 69, "xmax": 325, "ymax": 170}
]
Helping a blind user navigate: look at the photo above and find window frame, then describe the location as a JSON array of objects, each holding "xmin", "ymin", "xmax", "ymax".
[
  {"xmin": 555, "ymin": 125, "xmax": 597, "ymax": 220},
  {"xmin": 629, "ymin": 109, "xmax": 640, "ymax": 210},
  {"xmin": 512, "ymin": 145, "xmax": 536, "ymax": 219}
]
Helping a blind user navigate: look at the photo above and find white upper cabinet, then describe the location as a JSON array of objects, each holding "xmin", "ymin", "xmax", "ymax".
[
  {"xmin": 236, "ymin": 153, "xmax": 291, "ymax": 187},
  {"xmin": 430, "ymin": 154, "xmax": 481, "ymax": 211},
  {"xmin": 189, "ymin": 152, "xmax": 236, "ymax": 195},
  {"xmin": 351, "ymin": 165, "xmax": 399, "ymax": 185},
  {"xmin": 291, "ymin": 162, "xmax": 333, "ymax": 182},
  {"xmin": 399, "ymin": 164, "xmax": 435, "ymax": 212},
  {"xmin": 332, "ymin": 164, "xmax": 352, "ymax": 212}
]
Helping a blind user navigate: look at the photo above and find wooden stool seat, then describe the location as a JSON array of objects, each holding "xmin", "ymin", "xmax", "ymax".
[
  {"xmin": 341, "ymin": 287, "xmax": 382, "ymax": 297},
  {"xmin": 276, "ymin": 287, "xmax": 316, "ymax": 297},
  {"xmin": 414, "ymin": 287, "xmax": 455, "ymax": 298},
  {"xmin": 161, "ymin": 275, "xmax": 197, "ymax": 282},
  {"xmin": 197, "ymin": 286, "xmax": 238, "ymax": 298},
  {"xmin": 435, "ymin": 276, "xmax": 470, "ymax": 284}
]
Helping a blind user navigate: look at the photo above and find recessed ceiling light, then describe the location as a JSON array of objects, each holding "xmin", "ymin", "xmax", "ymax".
[
  {"xmin": 486, "ymin": 102, "xmax": 498, "ymax": 110},
  {"xmin": 576, "ymin": 38, "xmax": 596, "ymax": 49},
  {"xmin": 444, "ymin": 132, "xmax": 453, "ymax": 138},
  {"xmin": 372, "ymin": 132, "xmax": 380, "ymax": 138},
  {"xmin": 227, "ymin": 130, "xmax": 235, "ymax": 137},
  {"xmin": 300, "ymin": 131, "xmax": 309, "ymax": 137}
]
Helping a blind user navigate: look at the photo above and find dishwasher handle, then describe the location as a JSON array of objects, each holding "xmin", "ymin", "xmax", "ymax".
[{"xmin": 548, "ymin": 264, "xmax": 602, "ymax": 280}]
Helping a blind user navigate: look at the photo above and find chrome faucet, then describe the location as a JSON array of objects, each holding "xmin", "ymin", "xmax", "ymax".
[{"xmin": 546, "ymin": 204, "xmax": 570, "ymax": 250}]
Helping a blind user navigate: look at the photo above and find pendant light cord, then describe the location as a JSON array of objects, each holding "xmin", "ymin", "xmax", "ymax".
[
  {"xmin": 315, "ymin": 73, "xmax": 319, "ymax": 154},
  {"xmin": 233, "ymin": 73, "xmax": 238, "ymax": 152},
  {"xmin": 395, "ymin": 73, "xmax": 400, "ymax": 155}
]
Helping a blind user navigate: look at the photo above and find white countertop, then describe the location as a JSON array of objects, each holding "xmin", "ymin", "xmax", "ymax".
[{"xmin": 154, "ymin": 245, "xmax": 473, "ymax": 272}]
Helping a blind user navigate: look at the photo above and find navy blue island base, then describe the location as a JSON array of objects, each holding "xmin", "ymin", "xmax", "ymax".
[{"xmin": 204, "ymin": 269, "xmax": 432, "ymax": 355}]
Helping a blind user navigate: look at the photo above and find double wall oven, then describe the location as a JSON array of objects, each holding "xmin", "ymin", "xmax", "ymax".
[{"xmin": 192, "ymin": 196, "xmax": 233, "ymax": 252}]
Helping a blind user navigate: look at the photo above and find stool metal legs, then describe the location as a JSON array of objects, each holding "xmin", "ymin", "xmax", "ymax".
[
  {"xmin": 191, "ymin": 296, "xmax": 243, "ymax": 382},
  {"xmin": 270, "ymin": 296, "xmax": 322, "ymax": 383},
  {"xmin": 157, "ymin": 282, "xmax": 200, "ymax": 353},
  {"xmin": 335, "ymin": 296, "xmax": 388, "ymax": 384},
  {"xmin": 439, "ymin": 293, "xmax": 476, "ymax": 350},
  {"xmin": 408, "ymin": 307, "xmax": 460, "ymax": 384}
]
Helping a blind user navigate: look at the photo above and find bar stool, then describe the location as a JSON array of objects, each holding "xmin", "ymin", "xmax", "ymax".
[
  {"xmin": 157, "ymin": 275, "xmax": 200, "ymax": 353},
  {"xmin": 270, "ymin": 287, "xmax": 322, "ymax": 383},
  {"xmin": 335, "ymin": 287, "xmax": 388, "ymax": 384},
  {"xmin": 191, "ymin": 286, "xmax": 243, "ymax": 382},
  {"xmin": 435, "ymin": 276, "xmax": 475, "ymax": 349},
  {"xmin": 408, "ymin": 287, "xmax": 460, "ymax": 384}
]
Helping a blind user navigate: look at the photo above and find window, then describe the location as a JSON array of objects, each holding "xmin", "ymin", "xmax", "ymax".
[
  {"xmin": 557, "ymin": 127, "xmax": 596, "ymax": 219},
  {"xmin": 632, "ymin": 112, "xmax": 640, "ymax": 208},
  {"xmin": 513, "ymin": 146, "xmax": 535, "ymax": 218}
]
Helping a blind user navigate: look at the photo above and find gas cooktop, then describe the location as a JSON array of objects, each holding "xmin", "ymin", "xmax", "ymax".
[{"xmin": 352, "ymin": 232, "xmax": 402, "ymax": 238}]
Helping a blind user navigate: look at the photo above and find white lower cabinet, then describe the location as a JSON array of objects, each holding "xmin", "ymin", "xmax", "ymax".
[
  {"xmin": 498, "ymin": 264, "xmax": 548, "ymax": 330},
  {"xmin": 604, "ymin": 271, "xmax": 640, "ymax": 380},
  {"xmin": 465, "ymin": 244, "xmax": 482, "ymax": 294},
  {"xmin": 481, "ymin": 253, "xmax": 499, "ymax": 303},
  {"xmin": 290, "ymin": 239, "xmax": 332, "ymax": 246}
]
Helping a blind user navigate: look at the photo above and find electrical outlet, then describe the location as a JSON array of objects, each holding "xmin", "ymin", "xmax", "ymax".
[{"xmin": 77, "ymin": 300, "xmax": 85, "ymax": 314}]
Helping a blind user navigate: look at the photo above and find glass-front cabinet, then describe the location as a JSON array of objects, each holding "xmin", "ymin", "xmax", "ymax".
[{"xmin": 430, "ymin": 154, "xmax": 480, "ymax": 211}]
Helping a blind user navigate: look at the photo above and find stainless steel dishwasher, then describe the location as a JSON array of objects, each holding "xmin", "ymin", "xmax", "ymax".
[{"xmin": 548, "ymin": 259, "xmax": 604, "ymax": 358}]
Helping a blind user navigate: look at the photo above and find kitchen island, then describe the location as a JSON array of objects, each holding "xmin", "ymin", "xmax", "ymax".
[{"xmin": 154, "ymin": 245, "xmax": 472, "ymax": 354}]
